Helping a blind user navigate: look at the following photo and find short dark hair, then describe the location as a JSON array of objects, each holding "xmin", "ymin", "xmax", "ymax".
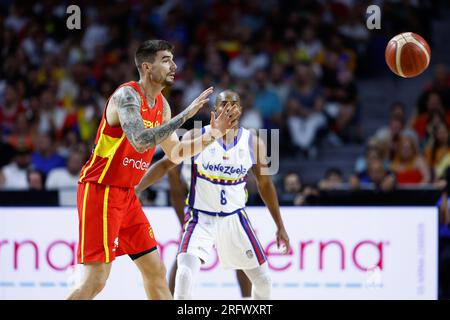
[
  {"xmin": 134, "ymin": 40, "xmax": 174, "ymax": 70},
  {"xmin": 324, "ymin": 168, "xmax": 342, "ymax": 179}
]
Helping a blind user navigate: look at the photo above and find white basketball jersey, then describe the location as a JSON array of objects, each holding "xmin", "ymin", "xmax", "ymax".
[{"xmin": 184, "ymin": 126, "xmax": 255, "ymax": 213}]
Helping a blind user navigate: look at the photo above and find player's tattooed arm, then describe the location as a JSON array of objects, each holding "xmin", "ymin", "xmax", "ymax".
[
  {"xmin": 114, "ymin": 86, "xmax": 211, "ymax": 153},
  {"xmin": 161, "ymin": 95, "xmax": 172, "ymax": 123}
]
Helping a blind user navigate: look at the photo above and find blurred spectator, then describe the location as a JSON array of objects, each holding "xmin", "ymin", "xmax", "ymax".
[
  {"xmin": 269, "ymin": 63, "xmax": 291, "ymax": 107},
  {"xmin": 275, "ymin": 27, "xmax": 302, "ymax": 70},
  {"xmin": 37, "ymin": 89, "xmax": 68, "ymax": 135},
  {"xmin": 228, "ymin": 46, "xmax": 264, "ymax": 81},
  {"xmin": 424, "ymin": 122, "xmax": 450, "ymax": 179},
  {"xmin": 27, "ymin": 169, "xmax": 44, "ymax": 191},
  {"xmin": 58, "ymin": 129, "xmax": 83, "ymax": 158},
  {"xmin": 350, "ymin": 158, "xmax": 396, "ymax": 191},
  {"xmin": 0, "ymin": 84, "xmax": 25, "ymax": 136},
  {"xmin": 209, "ymin": 73, "xmax": 232, "ymax": 109},
  {"xmin": 21, "ymin": 29, "xmax": 59, "ymax": 67},
  {"xmin": 0, "ymin": 147, "xmax": 32, "ymax": 190},
  {"xmin": 321, "ymin": 55, "xmax": 357, "ymax": 103},
  {"xmin": 252, "ymin": 70, "xmax": 282, "ymax": 128},
  {"xmin": 31, "ymin": 132, "xmax": 66, "ymax": 175},
  {"xmin": 317, "ymin": 33, "xmax": 356, "ymax": 77},
  {"xmin": 354, "ymin": 138, "xmax": 387, "ymax": 174},
  {"xmin": 294, "ymin": 185, "xmax": 319, "ymax": 205},
  {"xmin": 327, "ymin": 97, "xmax": 360, "ymax": 144},
  {"xmin": 81, "ymin": 12, "xmax": 110, "ymax": 60},
  {"xmin": 6, "ymin": 113, "xmax": 34, "ymax": 151},
  {"xmin": 338, "ymin": 8, "xmax": 370, "ymax": 56},
  {"xmin": 391, "ymin": 134, "xmax": 430, "ymax": 186},
  {"xmin": 74, "ymin": 86, "xmax": 101, "ymax": 143},
  {"xmin": 4, "ymin": 4, "xmax": 28, "ymax": 33},
  {"xmin": 374, "ymin": 102, "xmax": 417, "ymax": 161},
  {"xmin": 422, "ymin": 64, "xmax": 450, "ymax": 108},
  {"xmin": 412, "ymin": 91, "xmax": 450, "ymax": 142},
  {"xmin": 318, "ymin": 168, "xmax": 344, "ymax": 190},
  {"xmin": 296, "ymin": 25, "xmax": 323, "ymax": 65},
  {"xmin": 175, "ymin": 67, "xmax": 203, "ymax": 109},
  {"xmin": 278, "ymin": 172, "xmax": 302, "ymax": 205},
  {"xmin": 204, "ymin": 44, "xmax": 226, "ymax": 81},
  {"xmin": 286, "ymin": 63, "xmax": 327, "ymax": 157},
  {"xmin": 46, "ymin": 151, "xmax": 83, "ymax": 191},
  {"xmin": 239, "ymin": 93, "xmax": 263, "ymax": 130}
]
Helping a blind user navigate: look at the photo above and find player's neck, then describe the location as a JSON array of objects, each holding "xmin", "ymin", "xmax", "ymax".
[
  {"xmin": 223, "ymin": 127, "xmax": 239, "ymax": 144},
  {"xmin": 138, "ymin": 79, "xmax": 163, "ymax": 106}
]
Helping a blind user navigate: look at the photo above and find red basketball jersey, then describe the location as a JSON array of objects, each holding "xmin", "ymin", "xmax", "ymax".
[{"xmin": 79, "ymin": 81, "xmax": 164, "ymax": 188}]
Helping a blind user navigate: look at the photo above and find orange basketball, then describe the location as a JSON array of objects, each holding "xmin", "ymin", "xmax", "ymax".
[{"xmin": 385, "ymin": 32, "xmax": 431, "ymax": 78}]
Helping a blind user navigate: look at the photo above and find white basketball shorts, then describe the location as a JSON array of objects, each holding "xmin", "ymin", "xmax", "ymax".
[{"xmin": 178, "ymin": 208, "xmax": 267, "ymax": 270}]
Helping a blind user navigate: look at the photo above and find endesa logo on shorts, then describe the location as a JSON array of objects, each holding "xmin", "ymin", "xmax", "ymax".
[{"xmin": 122, "ymin": 157, "xmax": 150, "ymax": 171}]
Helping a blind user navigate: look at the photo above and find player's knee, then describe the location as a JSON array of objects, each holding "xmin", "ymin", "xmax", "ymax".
[
  {"xmin": 176, "ymin": 264, "xmax": 192, "ymax": 284},
  {"xmin": 81, "ymin": 274, "xmax": 108, "ymax": 296},
  {"xmin": 254, "ymin": 272, "xmax": 271, "ymax": 289},
  {"xmin": 143, "ymin": 260, "xmax": 167, "ymax": 283},
  {"xmin": 252, "ymin": 273, "xmax": 271, "ymax": 299},
  {"xmin": 174, "ymin": 264, "xmax": 193, "ymax": 299}
]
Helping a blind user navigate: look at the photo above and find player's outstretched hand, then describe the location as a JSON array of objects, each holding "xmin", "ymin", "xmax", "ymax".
[
  {"xmin": 185, "ymin": 87, "xmax": 214, "ymax": 119},
  {"xmin": 210, "ymin": 102, "xmax": 241, "ymax": 138},
  {"xmin": 276, "ymin": 227, "xmax": 290, "ymax": 254}
]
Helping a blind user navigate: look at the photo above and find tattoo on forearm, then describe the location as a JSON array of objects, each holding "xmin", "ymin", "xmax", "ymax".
[{"xmin": 114, "ymin": 86, "xmax": 190, "ymax": 152}]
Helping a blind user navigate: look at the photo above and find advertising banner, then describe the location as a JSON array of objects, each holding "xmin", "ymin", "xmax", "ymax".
[{"xmin": 0, "ymin": 206, "xmax": 438, "ymax": 299}]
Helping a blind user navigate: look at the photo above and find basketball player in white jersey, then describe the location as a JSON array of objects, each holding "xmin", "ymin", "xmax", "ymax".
[
  {"xmin": 136, "ymin": 90, "xmax": 290, "ymax": 299},
  {"xmin": 165, "ymin": 156, "xmax": 252, "ymax": 298}
]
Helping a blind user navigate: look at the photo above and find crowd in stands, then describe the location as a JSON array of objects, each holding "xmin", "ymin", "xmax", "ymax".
[
  {"xmin": 0, "ymin": 0, "xmax": 449, "ymax": 300},
  {"xmin": 279, "ymin": 67, "xmax": 450, "ymax": 205},
  {"xmin": 0, "ymin": 0, "xmax": 444, "ymax": 204}
]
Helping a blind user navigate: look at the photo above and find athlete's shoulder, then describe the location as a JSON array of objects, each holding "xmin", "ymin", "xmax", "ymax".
[
  {"xmin": 119, "ymin": 80, "xmax": 138, "ymax": 89},
  {"xmin": 111, "ymin": 83, "xmax": 141, "ymax": 103}
]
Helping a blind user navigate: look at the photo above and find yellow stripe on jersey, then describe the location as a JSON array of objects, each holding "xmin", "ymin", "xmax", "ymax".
[
  {"xmin": 79, "ymin": 120, "xmax": 107, "ymax": 182},
  {"xmin": 103, "ymin": 186, "xmax": 110, "ymax": 263},
  {"xmin": 95, "ymin": 133, "xmax": 125, "ymax": 158},
  {"xmin": 98, "ymin": 133, "xmax": 126, "ymax": 183},
  {"xmin": 196, "ymin": 169, "xmax": 244, "ymax": 181},
  {"xmin": 81, "ymin": 182, "xmax": 90, "ymax": 264},
  {"xmin": 79, "ymin": 154, "xmax": 96, "ymax": 183}
]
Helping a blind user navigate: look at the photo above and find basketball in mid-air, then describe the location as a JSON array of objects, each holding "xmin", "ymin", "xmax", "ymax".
[{"xmin": 385, "ymin": 32, "xmax": 431, "ymax": 78}]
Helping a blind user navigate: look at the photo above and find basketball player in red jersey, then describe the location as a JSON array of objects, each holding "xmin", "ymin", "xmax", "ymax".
[{"xmin": 67, "ymin": 40, "xmax": 240, "ymax": 300}]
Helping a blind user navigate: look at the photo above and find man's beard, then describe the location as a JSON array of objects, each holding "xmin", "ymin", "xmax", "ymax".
[
  {"xmin": 163, "ymin": 75, "xmax": 175, "ymax": 86},
  {"xmin": 163, "ymin": 79, "xmax": 174, "ymax": 86}
]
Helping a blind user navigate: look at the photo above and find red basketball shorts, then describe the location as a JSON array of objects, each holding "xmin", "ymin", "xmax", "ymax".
[{"xmin": 76, "ymin": 182, "xmax": 157, "ymax": 264}]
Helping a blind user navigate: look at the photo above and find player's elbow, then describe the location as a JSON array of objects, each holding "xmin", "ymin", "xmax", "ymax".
[
  {"xmin": 165, "ymin": 145, "xmax": 184, "ymax": 165},
  {"xmin": 166, "ymin": 153, "xmax": 183, "ymax": 165},
  {"xmin": 161, "ymin": 157, "xmax": 178, "ymax": 170}
]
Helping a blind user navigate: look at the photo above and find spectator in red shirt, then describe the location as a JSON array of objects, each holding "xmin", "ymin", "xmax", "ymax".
[{"xmin": 0, "ymin": 84, "xmax": 25, "ymax": 136}]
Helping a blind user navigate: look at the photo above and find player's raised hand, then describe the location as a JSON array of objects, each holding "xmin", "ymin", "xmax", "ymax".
[
  {"xmin": 185, "ymin": 87, "xmax": 214, "ymax": 119},
  {"xmin": 276, "ymin": 227, "xmax": 290, "ymax": 254},
  {"xmin": 210, "ymin": 102, "xmax": 241, "ymax": 138}
]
